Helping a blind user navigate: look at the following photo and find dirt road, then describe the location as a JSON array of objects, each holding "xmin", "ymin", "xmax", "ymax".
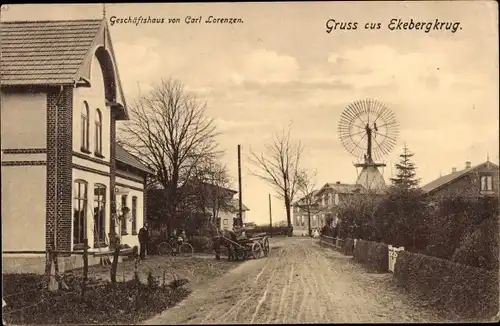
[{"xmin": 144, "ymin": 237, "xmax": 447, "ymax": 324}]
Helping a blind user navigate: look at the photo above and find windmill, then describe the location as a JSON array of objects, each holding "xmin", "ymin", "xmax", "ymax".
[{"xmin": 338, "ymin": 99, "xmax": 399, "ymax": 190}]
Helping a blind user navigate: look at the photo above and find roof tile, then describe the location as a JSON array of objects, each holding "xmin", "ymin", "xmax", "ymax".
[
  {"xmin": 116, "ymin": 144, "xmax": 154, "ymax": 174},
  {"xmin": 1, "ymin": 20, "xmax": 103, "ymax": 85}
]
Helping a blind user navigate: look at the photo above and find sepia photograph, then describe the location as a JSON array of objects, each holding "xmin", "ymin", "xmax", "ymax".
[{"xmin": 1, "ymin": 1, "xmax": 498, "ymax": 324}]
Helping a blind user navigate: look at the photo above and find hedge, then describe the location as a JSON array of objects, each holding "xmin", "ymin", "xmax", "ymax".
[
  {"xmin": 249, "ymin": 226, "xmax": 289, "ymax": 236},
  {"xmin": 394, "ymin": 250, "xmax": 499, "ymax": 319},
  {"xmin": 353, "ymin": 239, "xmax": 389, "ymax": 273},
  {"xmin": 342, "ymin": 238, "xmax": 355, "ymax": 256}
]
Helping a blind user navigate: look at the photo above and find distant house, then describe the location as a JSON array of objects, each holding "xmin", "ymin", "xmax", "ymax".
[
  {"xmin": 293, "ymin": 181, "xmax": 369, "ymax": 231},
  {"xmin": 1, "ymin": 18, "xmax": 153, "ymax": 273},
  {"xmin": 421, "ymin": 160, "xmax": 499, "ymax": 198},
  {"xmin": 147, "ymin": 182, "xmax": 249, "ymax": 233}
]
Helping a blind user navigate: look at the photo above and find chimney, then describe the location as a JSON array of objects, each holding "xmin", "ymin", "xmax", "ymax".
[
  {"xmin": 336, "ymin": 181, "xmax": 341, "ymax": 184},
  {"xmin": 452, "ymin": 167, "xmax": 457, "ymax": 173},
  {"xmin": 465, "ymin": 161, "xmax": 471, "ymax": 169}
]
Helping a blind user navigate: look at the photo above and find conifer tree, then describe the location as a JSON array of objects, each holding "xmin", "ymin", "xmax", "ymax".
[{"xmin": 390, "ymin": 143, "xmax": 421, "ymax": 188}]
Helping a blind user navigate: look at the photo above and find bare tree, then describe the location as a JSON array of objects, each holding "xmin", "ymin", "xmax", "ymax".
[
  {"xmin": 296, "ymin": 169, "xmax": 320, "ymax": 237},
  {"xmin": 182, "ymin": 158, "xmax": 234, "ymax": 224},
  {"xmin": 120, "ymin": 78, "xmax": 222, "ymax": 235},
  {"xmin": 249, "ymin": 126, "xmax": 303, "ymax": 236}
]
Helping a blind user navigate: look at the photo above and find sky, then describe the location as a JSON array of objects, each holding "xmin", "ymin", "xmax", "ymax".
[{"xmin": 2, "ymin": 2, "xmax": 498, "ymax": 225}]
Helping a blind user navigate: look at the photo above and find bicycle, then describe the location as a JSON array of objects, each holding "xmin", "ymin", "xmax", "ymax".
[{"xmin": 157, "ymin": 236, "xmax": 194, "ymax": 257}]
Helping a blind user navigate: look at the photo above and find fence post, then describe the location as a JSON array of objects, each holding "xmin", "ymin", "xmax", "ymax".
[
  {"xmin": 110, "ymin": 246, "xmax": 120, "ymax": 284},
  {"xmin": 82, "ymin": 238, "xmax": 89, "ymax": 299},
  {"xmin": 46, "ymin": 249, "xmax": 58, "ymax": 292},
  {"xmin": 214, "ymin": 236, "xmax": 221, "ymax": 261}
]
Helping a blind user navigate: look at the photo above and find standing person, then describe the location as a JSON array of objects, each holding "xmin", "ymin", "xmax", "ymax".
[{"xmin": 138, "ymin": 222, "xmax": 149, "ymax": 260}]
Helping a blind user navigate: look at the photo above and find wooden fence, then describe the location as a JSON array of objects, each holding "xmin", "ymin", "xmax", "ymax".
[
  {"xmin": 320, "ymin": 235, "xmax": 405, "ymax": 273},
  {"xmin": 319, "ymin": 235, "xmax": 345, "ymax": 250},
  {"xmin": 2, "ymin": 239, "xmax": 134, "ymax": 293}
]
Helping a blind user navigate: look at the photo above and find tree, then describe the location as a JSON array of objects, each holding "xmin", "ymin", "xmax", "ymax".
[
  {"xmin": 249, "ymin": 126, "xmax": 303, "ymax": 237},
  {"xmin": 120, "ymin": 78, "xmax": 222, "ymax": 236},
  {"xmin": 390, "ymin": 143, "xmax": 421, "ymax": 189},
  {"xmin": 296, "ymin": 169, "xmax": 320, "ymax": 237},
  {"xmin": 182, "ymin": 158, "xmax": 234, "ymax": 225}
]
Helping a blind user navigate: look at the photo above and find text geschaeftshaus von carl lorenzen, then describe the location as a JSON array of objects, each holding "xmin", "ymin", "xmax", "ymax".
[
  {"xmin": 325, "ymin": 18, "xmax": 462, "ymax": 33},
  {"xmin": 108, "ymin": 15, "xmax": 244, "ymax": 26}
]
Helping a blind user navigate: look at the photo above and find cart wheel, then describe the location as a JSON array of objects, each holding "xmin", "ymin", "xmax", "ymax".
[
  {"xmin": 252, "ymin": 242, "xmax": 263, "ymax": 259},
  {"xmin": 179, "ymin": 243, "xmax": 194, "ymax": 257},
  {"xmin": 236, "ymin": 249, "xmax": 246, "ymax": 261},
  {"xmin": 262, "ymin": 237, "xmax": 270, "ymax": 257},
  {"xmin": 157, "ymin": 242, "xmax": 173, "ymax": 256}
]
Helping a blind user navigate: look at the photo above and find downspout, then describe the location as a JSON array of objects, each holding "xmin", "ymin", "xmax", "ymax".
[{"xmin": 53, "ymin": 85, "xmax": 65, "ymax": 250}]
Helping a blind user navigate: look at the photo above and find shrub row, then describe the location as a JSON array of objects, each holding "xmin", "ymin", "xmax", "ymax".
[
  {"xmin": 353, "ymin": 239, "xmax": 389, "ymax": 273},
  {"xmin": 394, "ymin": 250, "xmax": 499, "ymax": 319},
  {"xmin": 250, "ymin": 226, "xmax": 289, "ymax": 236}
]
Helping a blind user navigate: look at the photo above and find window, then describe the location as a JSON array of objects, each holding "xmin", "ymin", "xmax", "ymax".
[
  {"xmin": 93, "ymin": 184, "xmax": 107, "ymax": 247},
  {"xmin": 95, "ymin": 109, "xmax": 103, "ymax": 157},
  {"xmin": 480, "ymin": 175, "xmax": 493, "ymax": 191},
  {"xmin": 121, "ymin": 195, "xmax": 128, "ymax": 235},
  {"xmin": 81, "ymin": 101, "xmax": 90, "ymax": 152},
  {"xmin": 73, "ymin": 180, "xmax": 88, "ymax": 248},
  {"xmin": 132, "ymin": 196, "xmax": 138, "ymax": 235},
  {"xmin": 223, "ymin": 219, "xmax": 228, "ymax": 225}
]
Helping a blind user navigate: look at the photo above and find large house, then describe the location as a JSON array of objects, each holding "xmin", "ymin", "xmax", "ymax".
[
  {"xmin": 293, "ymin": 182, "xmax": 367, "ymax": 232},
  {"xmin": 421, "ymin": 160, "xmax": 499, "ymax": 198},
  {"xmin": 1, "ymin": 19, "xmax": 152, "ymax": 272}
]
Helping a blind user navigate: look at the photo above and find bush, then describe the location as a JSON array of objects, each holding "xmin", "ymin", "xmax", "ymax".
[
  {"xmin": 189, "ymin": 236, "xmax": 213, "ymax": 253},
  {"xmin": 426, "ymin": 196, "xmax": 498, "ymax": 263},
  {"xmin": 342, "ymin": 238, "xmax": 355, "ymax": 256},
  {"xmin": 394, "ymin": 250, "xmax": 499, "ymax": 319},
  {"xmin": 353, "ymin": 239, "xmax": 389, "ymax": 273},
  {"xmin": 450, "ymin": 215, "xmax": 499, "ymax": 271}
]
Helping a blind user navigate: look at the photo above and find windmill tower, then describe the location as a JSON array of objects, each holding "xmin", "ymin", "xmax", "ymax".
[{"xmin": 338, "ymin": 99, "xmax": 399, "ymax": 190}]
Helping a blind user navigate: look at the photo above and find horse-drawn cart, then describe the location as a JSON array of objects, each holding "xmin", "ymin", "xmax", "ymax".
[{"xmin": 219, "ymin": 233, "xmax": 270, "ymax": 261}]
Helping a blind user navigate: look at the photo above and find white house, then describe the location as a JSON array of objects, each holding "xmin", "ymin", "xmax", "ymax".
[{"xmin": 1, "ymin": 18, "xmax": 152, "ymax": 273}]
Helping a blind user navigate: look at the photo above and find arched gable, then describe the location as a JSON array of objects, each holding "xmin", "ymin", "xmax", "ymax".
[
  {"xmin": 94, "ymin": 46, "xmax": 117, "ymax": 103},
  {"xmin": 75, "ymin": 22, "xmax": 128, "ymax": 120}
]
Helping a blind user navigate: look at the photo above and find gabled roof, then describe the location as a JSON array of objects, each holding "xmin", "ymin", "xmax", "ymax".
[
  {"xmin": 421, "ymin": 161, "xmax": 499, "ymax": 194},
  {"xmin": 1, "ymin": 19, "xmax": 128, "ymax": 118},
  {"xmin": 1, "ymin": 19, "xmax": 102, "ymax": 85},
  {"xmin": 315, "ymin": 182, "xmax": 365, "ymax": 196},
  {"xmin": 325, "ymin": 182, "xmax": 365, "ymax": 194},
  {"xmin": 294, "ymin": 190, "xmax": 320, "ymax": 205},
  {"xmin": 116, "ymin": 144, "xmax": 154, "ymax": 175},
  {"xmin": 230, "ymin": 198, "xmax": 250, "ymax": 212}
]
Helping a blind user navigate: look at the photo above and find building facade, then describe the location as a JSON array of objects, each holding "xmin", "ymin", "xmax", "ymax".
[
  {"xmin": 421, "ymin": 160, "xmax": 499, "ymax": 198},
  {"xmin": 1, "ymin": 19, "xmax": 151, "ymax": 271},
  {"xmin": 293, "ymin": 182, "xmax": 366, "ymax": 232}
]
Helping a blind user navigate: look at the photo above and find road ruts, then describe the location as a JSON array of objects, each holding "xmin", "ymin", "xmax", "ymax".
[{"xmin": 143, "ymin": 237, "xmax": 449, "ymax": 324}]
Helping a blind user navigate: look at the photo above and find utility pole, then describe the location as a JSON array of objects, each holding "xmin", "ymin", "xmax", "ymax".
[
  {"xmin": 237, "ymin": 145, "xmax": 243, "ymax": 228},
  {"xmin": 268, "ymin": 194, "xmax": 273, "ymax": 238}
]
